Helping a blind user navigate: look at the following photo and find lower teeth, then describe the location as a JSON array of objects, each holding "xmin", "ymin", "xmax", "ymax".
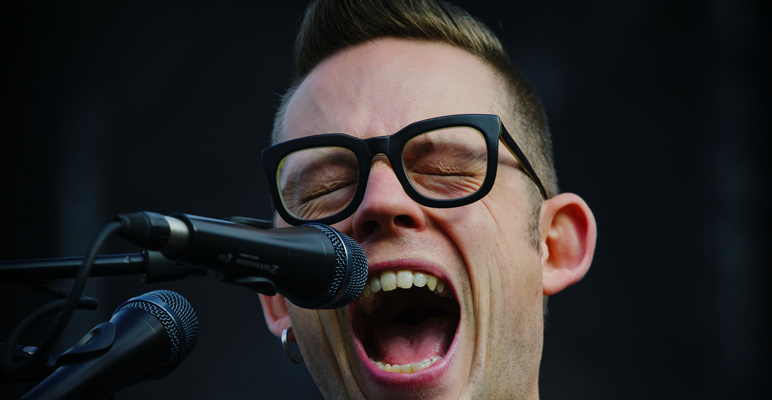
[{"xmin": 370, "ymin": 356, "xmax": 442, "ymax": 373}]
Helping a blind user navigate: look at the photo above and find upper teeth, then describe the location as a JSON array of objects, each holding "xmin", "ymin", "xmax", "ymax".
[{"xmin": 361, "ymin": 270, "xmax": 447, "ymax": 298}]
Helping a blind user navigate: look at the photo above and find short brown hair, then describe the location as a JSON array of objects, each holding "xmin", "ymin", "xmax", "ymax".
[{"xmin": 272, "ymin": 0, "xmax": 558, "ymax": 201}]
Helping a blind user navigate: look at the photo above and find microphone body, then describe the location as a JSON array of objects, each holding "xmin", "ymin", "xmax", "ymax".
[
  {"xmin": 22, "ymin": 290, "xmax": 198, "ymax": 400},
  {"xmin": 116, "ymin": 212, "xmax": 367, "ymax": 309}
]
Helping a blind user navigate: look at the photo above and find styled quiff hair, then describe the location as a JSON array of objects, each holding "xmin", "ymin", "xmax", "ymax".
[{"xmin": 272, "ymin": 0, "xmax": 558, "ymax": 200}]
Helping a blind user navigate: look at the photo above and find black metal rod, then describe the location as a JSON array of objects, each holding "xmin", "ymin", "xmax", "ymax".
[{"xmin": 0, "ymin": 254, "xmax": 147, "ymax": 281}]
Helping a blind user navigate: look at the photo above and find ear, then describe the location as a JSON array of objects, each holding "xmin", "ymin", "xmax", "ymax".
[
  {"xmin": 539, "ymin": 192, "xmax": 597, "ymax": 296},
  {"xmin": 258, "ymin": 293, "xmax": 293, "ymax": 339}
]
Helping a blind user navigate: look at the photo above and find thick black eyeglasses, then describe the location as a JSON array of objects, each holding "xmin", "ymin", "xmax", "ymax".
[{"xmin": 262, "ymin": 114, "xmax": 548, "ymax": 226}]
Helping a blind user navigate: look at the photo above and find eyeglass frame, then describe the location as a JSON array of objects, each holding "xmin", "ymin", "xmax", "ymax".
[{"xmin": 261, "ymin": 114, "xmax": 548, "ymax": 226}]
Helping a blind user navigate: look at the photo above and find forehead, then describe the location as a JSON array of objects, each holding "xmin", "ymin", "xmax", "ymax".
[{"xmin": 282, "ymin": 38, "xmax": 501, "ymax": 142}]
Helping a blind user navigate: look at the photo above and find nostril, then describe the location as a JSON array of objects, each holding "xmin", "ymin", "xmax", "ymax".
[
  {"xmin": 357, "ymin": 215, "xmax": 414, "ymax": 237},
  {"xmin": 394, "ymin": 215, "xmax": 415, "ymax": 228},
  {"xmin": 361, "ymin": 220, "xmax": 379, "ymax": 236}
]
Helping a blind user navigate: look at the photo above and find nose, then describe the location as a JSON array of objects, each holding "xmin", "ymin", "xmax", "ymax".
[{"xmin": 349, "ymin": 156, "xmax": 427, "ymax": 241}]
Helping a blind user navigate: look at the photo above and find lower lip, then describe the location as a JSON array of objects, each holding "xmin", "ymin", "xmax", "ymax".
[{"xmin": 348, "ymin": 305, "xmax": 461, "ymax": 391}]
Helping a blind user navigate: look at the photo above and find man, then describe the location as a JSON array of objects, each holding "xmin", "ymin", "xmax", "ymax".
[{"xmin": 259, "ymin": 0, "xmax": 597, "ymax": 398}]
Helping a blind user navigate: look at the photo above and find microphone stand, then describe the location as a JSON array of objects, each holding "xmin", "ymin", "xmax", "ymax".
[
  {"xmin": 2, "ymin": 214, "xmax": 271, "ymax": 394},
  {"xmin": 1, "ymin": 214, "xmax": 271, "ymax": 388},
  {"xmin": 0, "ymin": 251, "xmax": 207, "ymax": 283},
  {"xmin": 0, "ymin": 251, "xmax": 207, "ymax": 384},
  {"xmin": 0, "ymin": 214, "xmax": 274, "ymax": 283}
]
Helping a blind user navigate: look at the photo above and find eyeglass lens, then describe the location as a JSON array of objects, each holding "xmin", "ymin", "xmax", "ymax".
[{"xmin": 277, "ymin": 126, "xmax": 488, "ymax": 221}]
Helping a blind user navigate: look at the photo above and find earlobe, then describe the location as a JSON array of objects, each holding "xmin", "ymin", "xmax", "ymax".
[
  {"xmin": 540, "ymin": 193, "xmax": 597, "ymax": 296},
  {"xmin": 259, "ymin": 293, "xmax": 293, "ymax": 338}
]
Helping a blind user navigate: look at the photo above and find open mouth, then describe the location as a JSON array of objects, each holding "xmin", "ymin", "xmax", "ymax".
[{"xmin": 352, "ymin": 270, "xmax": 460, "ymax": 374}]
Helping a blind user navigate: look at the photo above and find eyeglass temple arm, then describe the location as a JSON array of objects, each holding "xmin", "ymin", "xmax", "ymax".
[{"xmin": 499, "ymin": 130, "xmax": 549, "ymax": 200}]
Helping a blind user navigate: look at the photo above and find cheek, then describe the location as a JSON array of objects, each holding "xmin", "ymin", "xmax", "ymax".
[
  {"xmin": 480, "ymin": 192, "xmax": 543, "ymax": 307},
  {"xmin": 286, "ymin": 306, "xmax": 320, "ymax": 349},
  {"xmin": 435, "ymin": 182, "xmax": 536, "ymax": 271},
  {"xmin": 274, "ymin": 212, "xmax": 292, "ymax": 228},
  {"xmin": 432, "ymin": 184, "xmax": 543, "ymax": 309},
  {"xmin": 286, "ymin": 306, "xmax": 354, "ymax": 393}
]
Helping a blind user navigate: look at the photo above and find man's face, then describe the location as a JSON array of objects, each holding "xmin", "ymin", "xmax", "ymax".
[{"xmin": 275, "ymin": 38, "xmax": 544, "ymax": 399}]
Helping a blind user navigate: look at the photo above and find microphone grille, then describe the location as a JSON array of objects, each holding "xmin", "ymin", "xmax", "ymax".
[
  {"xmin": 114, "ymin": 290, "xmax": 199, "ymax": 372},
  {"xmin": 306, "ymin": 224, "xmax": 368, "ymax": 309},
  {"xmin": 337, "ymin": 232, "xmax": 368, "ymax": 307},
  {"xmin": 143, "ymin": 290, "xmax": 199, "ymax": 356}
]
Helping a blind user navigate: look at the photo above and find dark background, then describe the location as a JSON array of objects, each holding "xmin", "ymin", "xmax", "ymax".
[{"xmin": 2, "ymin": 0, "xmax": 768, "ymax": 399}]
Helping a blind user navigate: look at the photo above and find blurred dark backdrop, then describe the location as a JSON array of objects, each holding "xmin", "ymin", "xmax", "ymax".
[{"xmin": 2, "ymin": 0, "xmax": 768, "ymax": 399}]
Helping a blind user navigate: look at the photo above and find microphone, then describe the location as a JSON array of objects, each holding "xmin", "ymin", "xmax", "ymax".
[
  {"xmin": 114, "ymin": 212, "xmax": 368, "ymax": 309},
  {"xmin": 22, "ymin": 290, "xmax": 198, "ymax": 400}
]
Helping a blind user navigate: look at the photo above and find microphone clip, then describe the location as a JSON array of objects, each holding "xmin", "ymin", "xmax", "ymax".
[
  {"xmin": 214, "ymin": 273, "xmax": 278, "ymax": 296},
  {"xmin": 0, "ymin": 323, "xmax": 115, "ymax": 384}
]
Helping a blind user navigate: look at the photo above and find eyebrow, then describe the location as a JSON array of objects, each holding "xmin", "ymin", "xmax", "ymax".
[{"xmin": 405, "ymin": 134, "xmax": 487, "ymax": 161}]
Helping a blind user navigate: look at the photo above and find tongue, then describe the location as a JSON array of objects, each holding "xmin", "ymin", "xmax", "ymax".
[{"xmin": 372, "ymin": 315, "xmax": 455, "ymax": 366}]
